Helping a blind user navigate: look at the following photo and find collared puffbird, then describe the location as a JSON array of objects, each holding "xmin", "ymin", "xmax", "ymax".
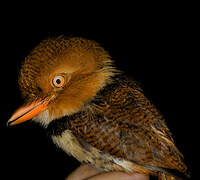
[{"xmin": 8, "ymin": 36, "xmax": 190, "ymax": 179}]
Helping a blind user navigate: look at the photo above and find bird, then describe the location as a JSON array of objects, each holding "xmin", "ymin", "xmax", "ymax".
[{"xmin": 8, "ymin": 36, "xmax": 190, "ymax": 179}]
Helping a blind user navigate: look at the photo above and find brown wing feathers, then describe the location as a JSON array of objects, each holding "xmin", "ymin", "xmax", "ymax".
[{"xmin": 47, "ymin": 74, "xmax": 189, "ymax": 178}]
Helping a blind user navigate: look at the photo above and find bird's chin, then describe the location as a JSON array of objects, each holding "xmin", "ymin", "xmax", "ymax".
[
  {"xmin": 33, "ymin": 109, "xmax": 53, "ymax": 128},
  {"xmin": 33, "ymin": 105, "xmax": 83, "ymax": 127}
]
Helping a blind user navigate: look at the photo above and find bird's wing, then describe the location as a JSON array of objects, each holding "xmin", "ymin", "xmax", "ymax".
[{"xmin": 73, "ymin": 80, "xmax": 189, "ymax": 177}]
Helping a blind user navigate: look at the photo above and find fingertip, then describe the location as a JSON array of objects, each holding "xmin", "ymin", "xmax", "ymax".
[{"xmin": 88, "ymin": 172, "xmax": 149, "ymax": 180}]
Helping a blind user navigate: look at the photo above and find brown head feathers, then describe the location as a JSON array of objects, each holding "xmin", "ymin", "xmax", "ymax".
[{"xmin": 18, "ymin": 36, "xmax": 117, "ymax": 126}]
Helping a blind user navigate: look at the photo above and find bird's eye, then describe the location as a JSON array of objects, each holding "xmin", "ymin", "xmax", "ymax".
[{"xmin": 52, "ymin": 75, "xmax": 65, "ymax": 88}]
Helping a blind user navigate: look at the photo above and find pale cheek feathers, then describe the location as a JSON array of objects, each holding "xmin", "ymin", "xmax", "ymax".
[
  {"xmin": 33, "ymin": 110, "xmax": 52, "ymax": 127},
  {"xmin": 33, "ymin": 105, "xmax": 81, "ymax": 127}
]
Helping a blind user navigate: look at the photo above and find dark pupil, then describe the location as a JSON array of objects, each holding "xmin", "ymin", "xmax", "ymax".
[{"xmin": 56, "ymin": 79, "xmax": 61, "ymax": 84}]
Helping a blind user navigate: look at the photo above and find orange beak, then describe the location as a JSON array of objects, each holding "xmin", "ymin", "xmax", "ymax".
[{"xmin": 7, "ymin": 97, "xmax": 51, "ymax": 126}]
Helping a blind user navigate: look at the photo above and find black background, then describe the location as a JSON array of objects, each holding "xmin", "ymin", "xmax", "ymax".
[{"xmin": 1, "ymin": 5, "xmax": 197, "ymax": 180}]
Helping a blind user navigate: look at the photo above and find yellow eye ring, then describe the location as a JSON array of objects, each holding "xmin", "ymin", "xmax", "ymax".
[{"xmin": 52, "ymin": 75, "xmax": 65, "ymax": 88}]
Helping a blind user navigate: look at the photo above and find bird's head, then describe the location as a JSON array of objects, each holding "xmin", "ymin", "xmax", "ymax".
[{"xmin": 8, "ymin": 37, "xmax": 116, "ymax": 127}]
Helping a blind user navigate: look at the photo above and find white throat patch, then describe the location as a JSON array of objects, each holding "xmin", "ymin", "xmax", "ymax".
[{"xmin": 33, "ymin": 109, "xmax": 51, "ymax": 127}]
